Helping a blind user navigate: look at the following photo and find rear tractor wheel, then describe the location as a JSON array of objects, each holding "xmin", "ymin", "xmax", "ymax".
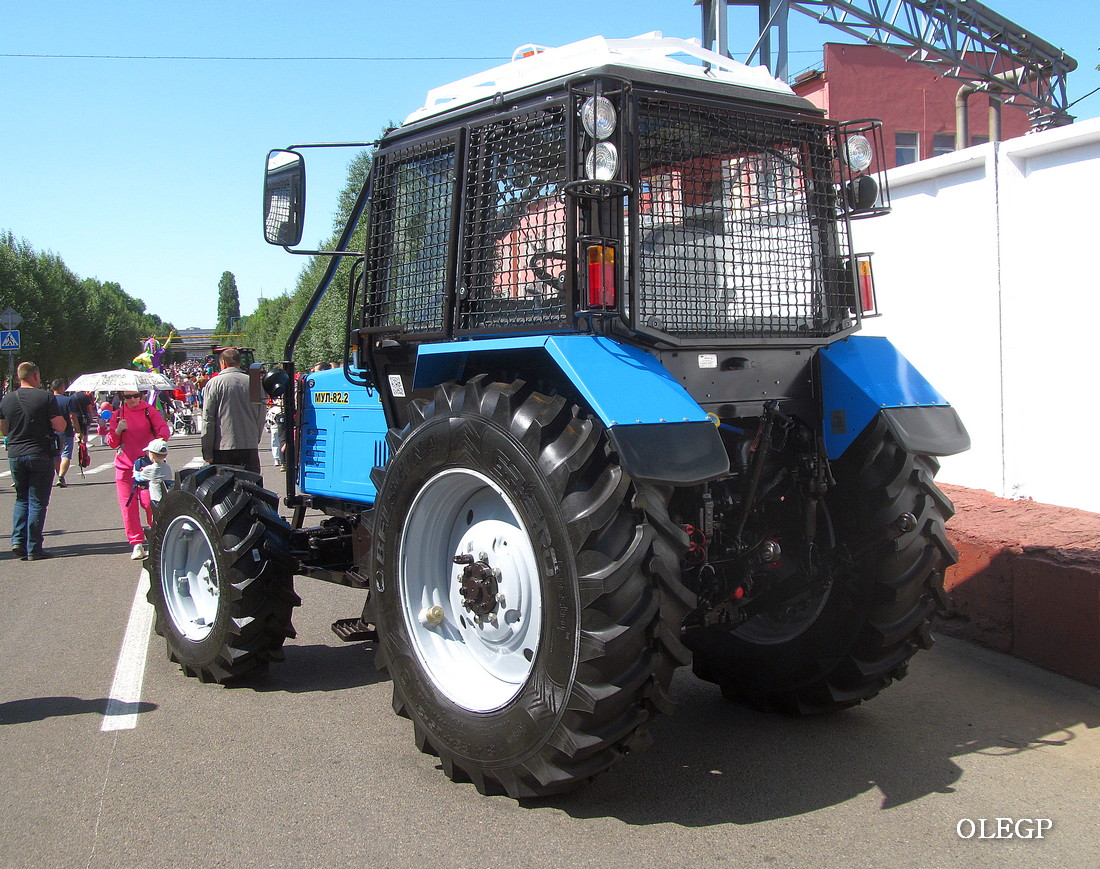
[{"xmin": 686, "ymin": 416, "xmax": 957, "ymax": 714}]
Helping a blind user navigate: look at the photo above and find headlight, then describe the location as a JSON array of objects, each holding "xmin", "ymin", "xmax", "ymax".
[
  {"xmin": 581, "ymin": 96, "xmax": 617, "ymax": 140},
  {"xmin": 585, "ymin": 142, "xmax": 619, "ymax": 181},
  {"xmin": 843, "ymin": 134, "xmax": 873, "ymax": 172}
]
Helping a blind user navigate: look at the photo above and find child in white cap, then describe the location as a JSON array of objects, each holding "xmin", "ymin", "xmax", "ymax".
[{"xmin": 133, "ymin": 438, "xmax": 175, "ymax": 508}]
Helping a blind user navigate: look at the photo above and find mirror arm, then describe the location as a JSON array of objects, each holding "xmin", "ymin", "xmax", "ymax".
[
  {"xmin": 284, "ymin": 141, "xmax": 378, "ymax": 151},
  {"xmin": 282, "ymin": 171, "xmax": 374, "ymax": 362},
  {"xmin": 280, "ymin": 245, "xmax": 366, "ymax": 257},
  {"xmin": 268, "ymin": 140, "xmax": 380, "ymax": 254}
]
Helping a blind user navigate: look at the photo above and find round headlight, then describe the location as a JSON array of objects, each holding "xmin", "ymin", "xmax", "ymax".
[
  {"xmin": 581, "ymin": 96, "xmax": 617, "ymax": 140},
  {"xmin": 585, "ymin": 142, "xmax": 619, "ymax": 181},
  {"xmin": 843, "ymin": 134, "xmax": 873, "ymax": 172}
]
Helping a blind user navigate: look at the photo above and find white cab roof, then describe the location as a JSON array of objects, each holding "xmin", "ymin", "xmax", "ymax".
[{"xmin": 403, "ymin": 32, "xmax": 793, "ymax": 125}]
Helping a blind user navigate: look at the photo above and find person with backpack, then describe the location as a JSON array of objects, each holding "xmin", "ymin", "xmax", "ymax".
[
  {"xmin": 49, "ymin": 379, "xmax": 77, "ymax": 488},
  {"xmin": 0, "ymin": 362, "xmax": 67, "ymax": 559},
  {"xmin": 107, "ymin": 389, "xmax": 170, "ymax": 560},
  {"xmin": 265, "ymin": 398, "xmax": 285, "ymax": 467}
]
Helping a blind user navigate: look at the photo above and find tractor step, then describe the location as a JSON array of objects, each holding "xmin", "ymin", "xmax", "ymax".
[{"xmin": 331, "ymin": 617, "xmax": 378, "ymax": 643}]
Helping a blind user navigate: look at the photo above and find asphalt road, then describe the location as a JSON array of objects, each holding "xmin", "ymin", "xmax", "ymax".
[{"xmin": 1, "ymin": 435, "xmax": 1098, "ymax": 869}]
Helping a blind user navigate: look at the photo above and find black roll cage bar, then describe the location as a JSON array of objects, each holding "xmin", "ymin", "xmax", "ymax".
[{"xmin": 277, "ymin": 141, "xmax": 378, "ymax": 508}]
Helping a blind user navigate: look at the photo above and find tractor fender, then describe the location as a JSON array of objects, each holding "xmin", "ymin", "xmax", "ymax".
[
  {"xmin": 820, "ymin": 336, "xmax": 970, "ymax": 459},
  {"xmin": 413, "ymin": 335, "xmax": 730, "ymax": 486}
]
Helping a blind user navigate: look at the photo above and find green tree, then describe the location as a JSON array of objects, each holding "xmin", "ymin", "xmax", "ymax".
[
  {"xmin": 240, "ymin": 293, "xmax": 298, "ymax": 367},
  {"xmin": 216, "ymin": 271, "xmax": 241, "ymax": 336},
  {"xmin": 0, "ymin": 232, "xmax": 174, "ymax": 384}
]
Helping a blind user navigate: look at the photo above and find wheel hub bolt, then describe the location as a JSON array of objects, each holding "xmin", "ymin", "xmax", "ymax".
[{"xmin": 419, "ymin": 605, "xmax": 445, "ymax": 628}]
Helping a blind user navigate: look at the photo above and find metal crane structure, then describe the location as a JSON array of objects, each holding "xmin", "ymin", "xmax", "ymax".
[{"xmin": 699, "ymin": 0, "xmax": 1078, "ymax": 129}]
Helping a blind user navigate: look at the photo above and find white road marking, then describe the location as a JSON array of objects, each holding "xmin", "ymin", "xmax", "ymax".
[
  {"xmin": 82, "ymin": 463, "xmax": 113, "ymax": 475},
  {"xmin": 101, "ymin": 569, "xmax": 155, "ymax": 732},
  {"xmin": 0, "ymin": 454, "xmax": 203, "ymax": 479},
  {"xmin": 0, "ymin": 448, "xmax": 204, "ymax": 728},
  {"xmin": 0, "ymin": 460, "xmax": 110, "ymax": 478}
]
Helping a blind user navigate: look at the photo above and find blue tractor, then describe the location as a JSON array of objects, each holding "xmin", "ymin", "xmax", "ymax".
[{"xmin": 147, "ymin": 35, "xmax": 968, "ymax": 798}]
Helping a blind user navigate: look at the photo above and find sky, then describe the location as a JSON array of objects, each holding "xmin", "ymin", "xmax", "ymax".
[{"xmin": 3, "ymin": 1, "xmax": 1098, "ymax": 334}]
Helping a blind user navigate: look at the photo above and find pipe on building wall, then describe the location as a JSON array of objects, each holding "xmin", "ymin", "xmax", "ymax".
[
  {"xmin": 958, "ymin": 66, "xmax": 1030, "ymax": 148},
  {"xmin": 989, "ymin": 92, "xmax": 1004, "ymax": 143},
  {"xmin": 956, "ymin": 82, "xmax": 981, "ymax": 150}
]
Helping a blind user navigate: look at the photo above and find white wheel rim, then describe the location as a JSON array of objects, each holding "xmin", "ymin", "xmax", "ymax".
[
  {"xmin": 399, "ymin": 468, "xmax": 542, "ymax": 712},
  {"xmin": 732, "ymin": 588, "xmax": 831, "ymax": 644},
  {"xmin": 160, "ymin": 515, "xmax": 220, "ymax": 642}
]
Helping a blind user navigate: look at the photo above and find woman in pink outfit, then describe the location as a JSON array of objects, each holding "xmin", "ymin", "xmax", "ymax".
[{"xmin": 107, "ymin": 390, "xmax": 170, "ymax": 560}]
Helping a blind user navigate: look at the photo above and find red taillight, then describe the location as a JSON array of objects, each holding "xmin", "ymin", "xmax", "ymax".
[
  {"xmin": 856, "ymin": 253, "xmax": 877, "ymax": 315},
  {"xmin": 587, "ymin": 245, "xmax": 616, "ymax": 309}
]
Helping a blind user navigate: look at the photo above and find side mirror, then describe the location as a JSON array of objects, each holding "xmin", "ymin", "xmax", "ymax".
[
  {"xmin": 263, "ymin": 150, "xmax": 305, "ymax": 247},
  {"xmin": 249, "ymin": 363, "xmax": 268, "ymax": 403}
]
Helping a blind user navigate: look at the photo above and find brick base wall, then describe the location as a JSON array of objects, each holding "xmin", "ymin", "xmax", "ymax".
[{"xmin": 936, "ymin": 484, "xmax": 1100, "ymax": 688}]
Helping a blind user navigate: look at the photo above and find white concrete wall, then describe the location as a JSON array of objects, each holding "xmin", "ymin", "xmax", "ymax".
[{"xmin": 852, "ymin": 117, "xmax": 1100, "ymax": 513}]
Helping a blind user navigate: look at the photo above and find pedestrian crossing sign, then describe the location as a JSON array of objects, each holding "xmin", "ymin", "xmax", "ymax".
[{"xmin": 0, "ymin": 330, "xmax": 19, "ymax": 350}]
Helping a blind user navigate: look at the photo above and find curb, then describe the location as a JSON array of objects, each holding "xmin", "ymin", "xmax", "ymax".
[{"xmin": 936, "ymin": 484, "xmax": 1100, "ymax": 689}]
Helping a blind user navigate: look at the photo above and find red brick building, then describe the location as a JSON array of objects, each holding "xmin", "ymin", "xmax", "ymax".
[{"xmin": 792, "ymin": 43, "xmax": 1032, "ymax": 168}]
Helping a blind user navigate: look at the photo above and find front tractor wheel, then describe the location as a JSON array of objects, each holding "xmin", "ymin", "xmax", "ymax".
[
  {"xmin": 370, "ymin": 378, "xmax": 689, "ymax": 798},
  {"xmin": 147, "ymin": 466, "xmax": 299, "ymax": 682}
]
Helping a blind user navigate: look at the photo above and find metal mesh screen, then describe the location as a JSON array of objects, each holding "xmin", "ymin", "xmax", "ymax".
[
  {"xmin": 459, "ymin": 106, "xmax": 569, "ymax": 332},
  {"xmin": 264, "ymin": 182, "xmax": 292, "ymax": 241},
  {"xmin": 634, "ymin": 99, "xmax": 852, "ymax": 339},
  {"xmin": 365, "ymin": 140, "xmax": 456, "ymax": 334}
]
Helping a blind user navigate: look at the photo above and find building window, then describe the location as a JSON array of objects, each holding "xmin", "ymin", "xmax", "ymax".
[
  {"xmin": 895, "ymin": 131, "xmax": 919, "ymax": 166},
  {"xmin": 971, "ymin": 134, "xmax": 989, "ymax": 147},
  {"xmin": 933, "ymin": 133, "xmax": 955, "ymax": 156}
]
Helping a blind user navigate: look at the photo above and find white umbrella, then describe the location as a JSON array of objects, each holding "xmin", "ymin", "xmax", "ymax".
[{"xmin": 67, "ymin": 369, "xmax": 174, "ymax": 394}]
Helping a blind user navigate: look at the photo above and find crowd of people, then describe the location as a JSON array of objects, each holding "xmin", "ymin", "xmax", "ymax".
[{"xmin": 0, "ymin": 348, "xmax": 280, "ymax": 562}]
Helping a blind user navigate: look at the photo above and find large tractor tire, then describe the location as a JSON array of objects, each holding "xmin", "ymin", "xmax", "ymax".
[
  {"xmin": 687, "ymin": 415, "xmax": 957, "ymax": 714},
  {"xmin": 369, "ymin": 377, "xmax": 690, "ymax": 798},
  {"xmin": 147, "ymin": 465, "xmax": 299, "ymax": 683}
]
